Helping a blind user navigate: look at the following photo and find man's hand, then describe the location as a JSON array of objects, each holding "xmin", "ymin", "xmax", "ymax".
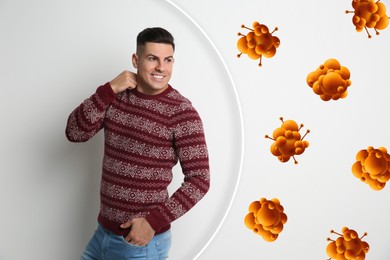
[
  {"xmin": 121, "ymin": 218, "xmax": 155, "ymax": 246},
  {"xmin": 110, "ymin": 70, "xmax": 137, "ymax": 94}
]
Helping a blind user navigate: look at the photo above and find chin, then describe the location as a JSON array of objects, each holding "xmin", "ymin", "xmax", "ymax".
[{"xmin": 152, "ymin": 84, "xmax": 168, "ymax": 90}]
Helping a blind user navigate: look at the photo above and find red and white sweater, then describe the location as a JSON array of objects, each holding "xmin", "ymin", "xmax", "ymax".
[{"xmin": 66, "ymin": 83, "xmax": 210, "ymax": 235}]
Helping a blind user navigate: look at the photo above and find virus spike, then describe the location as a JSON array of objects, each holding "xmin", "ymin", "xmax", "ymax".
[
  {"xmin": 264, "ymin": 135, "xmax": 275, "ymax": 141},
  {"xmin": 301, "ymin": 129, "xmax": 310, "ymax": 140},
  {"xmin": 364, "ymin": 27, "xmax": 372, "ymax": 38},
  {"xmin": 270, "ymin": 27, "xmax": 278, "ymax": 34},
  {"xmin": 330, "ymin": 230, "xmax": 343, "ymax": 237},
  {"xmin": 292, "ymin": 155, "xmax": 298, "ymax": 164},
  {"xmin": 241, "ymin": 24, "xmax": 253, "ymax": 31}
]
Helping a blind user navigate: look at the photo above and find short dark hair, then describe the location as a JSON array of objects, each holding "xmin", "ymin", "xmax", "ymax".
[{"xmin": 136, "ymin": 27, "xmax": 175, "ymax": 53}]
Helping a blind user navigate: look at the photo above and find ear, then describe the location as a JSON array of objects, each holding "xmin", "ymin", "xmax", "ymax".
[{"xmin": 132, "ymin": 53, "xmax": 139, "ymax": 69}]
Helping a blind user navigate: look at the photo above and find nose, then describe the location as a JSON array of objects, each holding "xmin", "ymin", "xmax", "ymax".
[{"xmin": 155, "ymin": 60, "xmax": 165, "ymax": 72}]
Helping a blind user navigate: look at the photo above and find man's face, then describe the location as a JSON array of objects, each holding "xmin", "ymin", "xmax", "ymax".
[{"xmin": 132, "ymin": 42, "xmax": 174, "ymax": 95}]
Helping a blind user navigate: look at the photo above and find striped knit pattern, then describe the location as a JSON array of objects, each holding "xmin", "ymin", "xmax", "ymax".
[{"xmin": 66, "ymin": 83, "xmax": 210, "ymax": 235}]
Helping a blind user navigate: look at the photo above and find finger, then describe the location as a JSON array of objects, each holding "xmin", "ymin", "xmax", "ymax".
[
  {"xmin": 127, "ymin": 237, "xmax": 142, "ymax": 245},
  {"xmin": 120, "ymin": 221, "xmax": 132, "ymax": 229},
  {"xmin": 128, "ymin": 76, "xmax": 137, "ymax": 89},
  {"xmin": 128, "ymin": 81, "xmax": 137, "ymax": 89}
]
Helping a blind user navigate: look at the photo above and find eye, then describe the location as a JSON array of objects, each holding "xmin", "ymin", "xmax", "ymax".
[
  {"xmin": 148, "ymin": 56, "xmax": 157, "ymax": 61},
  {"xmin": 165, "ymin": 57, "xmax": 174, "ymax": 63}
]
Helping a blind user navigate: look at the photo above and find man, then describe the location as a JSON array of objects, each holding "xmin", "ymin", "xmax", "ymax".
[{"xmin": 66, "ymin": 27, "xmax": 210, "ymax": 259}]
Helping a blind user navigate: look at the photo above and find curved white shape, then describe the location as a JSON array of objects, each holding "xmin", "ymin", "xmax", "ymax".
[{"xmin": 165, "ymin": 1, "xmax": 245, "ymax": 259}]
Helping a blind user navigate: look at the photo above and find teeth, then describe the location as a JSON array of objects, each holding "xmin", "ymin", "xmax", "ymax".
[{"xmin": 153, "ymin": 74, "xmax": 164, "ymax": 79}]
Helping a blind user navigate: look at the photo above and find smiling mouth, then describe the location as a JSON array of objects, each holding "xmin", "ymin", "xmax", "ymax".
[{"xmin": 152, "ymin": 74, "xmax": 165, "ymax": 80}]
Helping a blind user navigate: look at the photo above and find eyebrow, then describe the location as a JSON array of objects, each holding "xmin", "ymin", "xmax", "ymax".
[{"xmin": 146, "ymin": 53, "xmax": 174, "ymax": 60}]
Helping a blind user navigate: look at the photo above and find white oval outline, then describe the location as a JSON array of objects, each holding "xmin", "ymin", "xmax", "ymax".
[{"xmin": 164, "ymin": 1, "xmax": 245, "ymax": 259}]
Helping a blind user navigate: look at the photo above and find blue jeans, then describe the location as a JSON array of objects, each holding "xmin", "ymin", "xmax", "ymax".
[{"xmin": 81, "ymin": 224, "xmax": 171, "ymax": 260}]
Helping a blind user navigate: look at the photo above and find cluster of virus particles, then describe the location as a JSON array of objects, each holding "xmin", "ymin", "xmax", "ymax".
[
  {"xmin": 326, "ymin": 227, "xmax": 369, "ymax": 260},
  {"xmin": 345, "ymin": 0, "xmax": 389, "ymax": 38},
  {"xmin": 239, "ymin": 1, "xmax": 388, "ymax": 256},
  {"xmin": 306, "ymin": 58, "xmax": 352, "ymax": 101},
  {"xmin": 244, "ymin": 198, "xmax": 287, "ymax": 242},
  {"xmin": 237, "ymin": 21, "xmax": 280, "ymax": 67},
  {"xmin": 352, "ymin": 146, "xmax": 390, "ymax": 190},
  {"xmin": 265, "ymin": 117, "xmax": 310, "ymax": 164}
]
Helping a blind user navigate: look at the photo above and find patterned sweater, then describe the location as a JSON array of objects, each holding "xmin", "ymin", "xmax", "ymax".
[{"xmin": 66, "ymin": 83, "xmax": 210, "ymax": 235}]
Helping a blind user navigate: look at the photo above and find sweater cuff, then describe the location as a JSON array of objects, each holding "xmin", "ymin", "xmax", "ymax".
[
  {"xmin": 96, "ymin": 82, "xmax": 116, "ymax": 104},
  {"xmin": 145, "ymin": 208, "xmax": 169, "ymax": 233}
]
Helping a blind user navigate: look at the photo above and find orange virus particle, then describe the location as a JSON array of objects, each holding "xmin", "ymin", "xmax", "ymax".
[
  {"xmin": 244, "ymin": 198, "xmax": 287, "ymax": 242},
  {"xmin": 326, "ymin": 227, "xmax": 369, "ymax": 260},
  {"xmin": 352, "ymin": 146, "xmax": 390, "ymax": 190},
  {"xmin": 265, "ymin": 117, "xmax": 310, "ymax": 164},
  {"xmin": 237, "ymin": 21, "xmax": 280, "ymax": 67},
  {"xmin": 345, "ymin": 0, "xmax": 389, "ymax": 38},
  {"xmin": 306, "ymin": 58, "xmax": 351, "ymax": 102}
]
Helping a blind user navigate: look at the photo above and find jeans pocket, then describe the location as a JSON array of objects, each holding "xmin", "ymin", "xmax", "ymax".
[{"xmin": 119, "ymin": 236, "xmax": 147, "ymax": 257}]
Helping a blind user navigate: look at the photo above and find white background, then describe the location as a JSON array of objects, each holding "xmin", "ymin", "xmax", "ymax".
[{"xmin": 1, "ymin": 0, "xmax": 389, "ymax": 259}]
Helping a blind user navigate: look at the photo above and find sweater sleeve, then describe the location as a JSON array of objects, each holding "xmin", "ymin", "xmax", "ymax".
[
  {"xmin": 145, "ymin": 105, "xmax": 210, "ymax": 232},
  {"xmin": 65, "ymin": 82, "xmax": 116, "ymax": 142}
]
